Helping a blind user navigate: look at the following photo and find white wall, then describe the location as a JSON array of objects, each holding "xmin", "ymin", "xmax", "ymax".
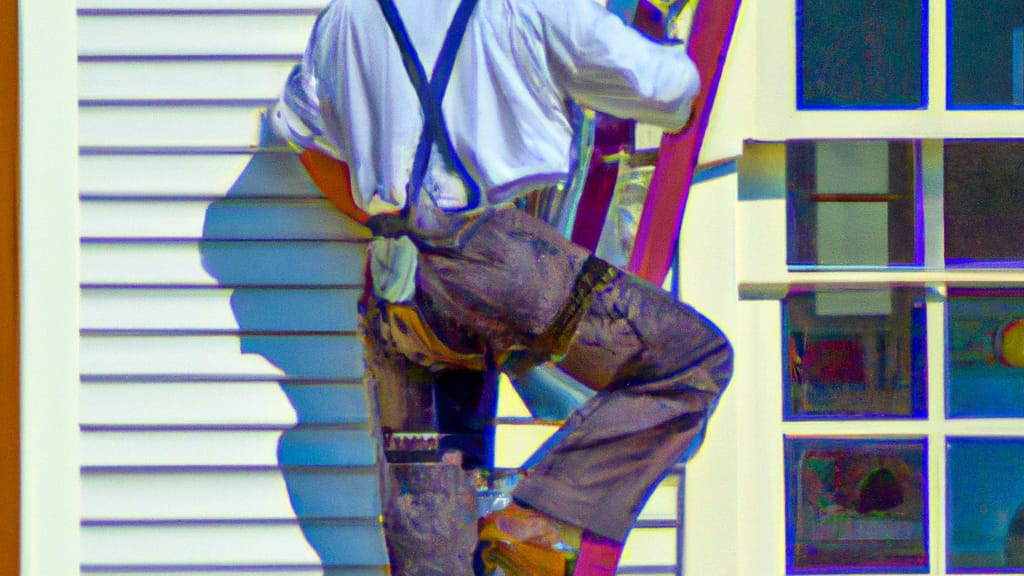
[{"xmin": 76, "ymin": 1, "xmax": 387, "ymax": 574}]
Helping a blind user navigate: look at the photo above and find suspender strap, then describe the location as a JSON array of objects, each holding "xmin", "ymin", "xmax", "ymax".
[{"xmin": 375, "ymin": 0, "xmax": 482, "ymax": 211}]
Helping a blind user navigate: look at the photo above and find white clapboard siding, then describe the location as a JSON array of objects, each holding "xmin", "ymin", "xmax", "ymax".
[
  {"xmin": 78, "ymin": 14, "xmax": 318, "ymax": 57},
  {"xmin": 79, "ymin": 60, "xmax": 296, "ymax": 101},
  {"xmin": 80, "ymin": 106, "xmax": 265, "ymax": 149},
  {"xmin": 81, "ymin": 382, "xmax": 369, "ymax": 426},
  {"xmin": 80, "ymin": 241, "xmax": 367, "ymax": 286},
  {"xmin": 80, "ymin": 523, "xmax": 387, "ymax": 567},
  {"xmin": 79, "ymin": 153, "xmax": 319, "ymax": 198},
  {"xmin": 81, "ymin": 199, "xmax": 369, "ymax": 240},
  {"xmin": 81, "ymin": 288, "xmax": 362, "ymax": 332},
  {"xmin": 80, "ymin": 570, "xmax": 329, "ymax": 576},
  {"xmin": 81, "ymin": 428, "xmax": 377, "ymax": 467},
  {"xmin": 76, "ymin": 0, "xmax": 389, "ymax": 573},
  {"xmin": 82, "ymin": 468, "xmax": 381, "ymax": 521},
  {"xmin": 78, "ymin": 0, "xmax": 326, "ymax": 9},
  {"xmin": 81, "ymin": 334, "xmax": 365, "ymax": 380}
]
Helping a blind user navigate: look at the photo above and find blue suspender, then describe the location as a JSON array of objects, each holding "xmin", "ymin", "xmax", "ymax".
[{"xmin": 375, "ymin": 0, "xmax": 482, "ymax": 212}]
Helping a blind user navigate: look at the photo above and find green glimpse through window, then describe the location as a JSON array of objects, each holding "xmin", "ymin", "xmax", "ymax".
[{"xmin": 797, "ymin": 0, "xmax": 926, "ymax": 109}]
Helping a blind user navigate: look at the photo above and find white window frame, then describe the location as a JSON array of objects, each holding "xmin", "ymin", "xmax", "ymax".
[{"xmin": 20, "ymin": 0, "xmax": 80, "ymax": 574}]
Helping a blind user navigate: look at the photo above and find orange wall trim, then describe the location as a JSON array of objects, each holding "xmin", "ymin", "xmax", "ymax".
[{"xmin": 1, "ymin": 0, "xmax": 19, "ymax": 572}]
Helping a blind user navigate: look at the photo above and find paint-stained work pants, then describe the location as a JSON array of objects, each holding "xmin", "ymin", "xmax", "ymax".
[{"xmin": 360, "ymin": 202, "xmax": 733, "ymax": 543}]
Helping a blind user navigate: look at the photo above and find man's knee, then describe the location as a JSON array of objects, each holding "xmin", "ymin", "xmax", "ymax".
[{"xmin": 689, "ymin": 315, "xmax": 734, "ymax": 401}]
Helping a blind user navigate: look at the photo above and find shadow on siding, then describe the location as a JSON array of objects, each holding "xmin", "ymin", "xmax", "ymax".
[{"xmin": 200, "ymin": 122, "xmax": 388, "ymax": 574}]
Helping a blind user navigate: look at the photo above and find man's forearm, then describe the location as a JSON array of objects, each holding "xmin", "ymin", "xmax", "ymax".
[{"xmin": 298, "ymin": 148, "xmax": 369, "ymax": 224}]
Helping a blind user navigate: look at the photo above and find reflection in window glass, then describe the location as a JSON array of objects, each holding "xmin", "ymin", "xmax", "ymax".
[
  {"xmin": 947, "ymin": 289, "xmax": 1024, "ymax": 418},
  {"xmin": 944, "ymin": 141, "xmax": 1024, "ymax": 266},
  {"xmin": 947, "ymin": 438, "xmax": 1024, "ymax": 571},
  {"xmin": 783, "ymin": 289, "xmax": 927, "ymax": 419},
  {"xmin": 797, "ymin": 0, "xmax": 925, "ymax": 109},
  {"xmin": 787, "ymin": 141, "xmax": 918, "ymax": 267},
  {"xmin": 948, "ymin": 0, "xmax": 1024, "ymax": 108},
  {"xmin": 786, "ymin": 437, "xmax": 928, "ymax": 573}
]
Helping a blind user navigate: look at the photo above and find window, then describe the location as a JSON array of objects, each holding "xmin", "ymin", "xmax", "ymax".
[
  {"xmin": 787, "ymin": 141, "xmax": 918, "ymax": 267},
  {"xmin": 948, "ymin": 0, "xmax": 1024, "ymax": 108},
  {"xmin": 947, "ymin": 289, "xmax": 1024, "ymax": 418},
  {"xmin": 786, "ymin": 437, "xmax": 929, "ymax": 573},
  {"xmin": 749, "ymin": 132, "xmax": 1024, "ymax": 575},
  {"xmin": 943, "ymin": 141, "xmax": 1024, "ymax": 267},
  {"xmin": 797, "ymin": 0, "xmax": 926, "ymax": 109},
  {"xmin": 783, "ymin": 289, "xmax": 928, "ymax": 420},
  {"xmin": 947, "ymin": 438, "xmax": 1024, "ymax": 571}
]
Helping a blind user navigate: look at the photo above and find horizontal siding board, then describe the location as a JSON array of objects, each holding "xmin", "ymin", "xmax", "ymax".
[
  {"xmin": 79, "ymin": 153, "xmax": 319, "ymax": 199},
  {"xmin": 81, "ymin": 334, "xmax": 364, "ymax": 379},
  {"xmin": 81, "ymin": 288, "xmax": 239, "ymax": 330},
  {"xmin": 76, "ymin": 5, "xmax": 390, "ymax": 574},
  {"xmin": 82, "ymin": 381, "xmax": 286, "ymax": 426},
  {"xmin": 81, "ymin": 565, "xmax": 327, "ymax": 569},
  {"xmin": 81, "ymin": 565, "xmax": 387, "ymax": 573},
  {"xmin": 81, "ymin": 288, "xmax": 361, "ymax": 332},
  {"xmin": 80, "ymin": 523, "xmax": 387, "ymax": 566},
  {"xmin": 81, "ymin": 199, "xmax": 368, "ymax": 241},
  {"xmin": 80, "ymin": 241, "xmax": 367, "ymax": 286},
  {"xmin": 82, "ymin": 468, "xmax": 381, "ymax": 521},
  {"xmin": 77, "ymin": 0, "xmax": 327, "ymax": 9},
  {"xmin": 79, "ymin": 60, "xmax": 295, "ymax": 102},
  {"xmin": 78, "ymin": 14, "xmax": 317, "ymax": 57},
  {"xmin": 81, "ymin": 382, "xmax": 368, "ymax": 427},
  {"xmin": 81, "ymin": 428, "xmax": 377, "ymax": 467},
  {"xmin": 80, "ymin": 105, "xmax": 264, "ymax": 148}
]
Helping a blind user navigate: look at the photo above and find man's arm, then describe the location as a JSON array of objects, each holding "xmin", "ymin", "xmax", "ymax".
[
  {"xmin": 270, "ymin": 63, "xmax": 370, "ymax": 224},
  {"xmin": 297, "ymin": 148, "xmax": 369, "ymax": 225},
  {"xmin": 534, "ymin": 0, "xmax": 700, "ymax": 132}
]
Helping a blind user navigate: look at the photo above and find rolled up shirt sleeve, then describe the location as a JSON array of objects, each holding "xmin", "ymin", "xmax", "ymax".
[
  {"xmin": 535, "ymin": 0, "xmax": 701, "ymax": 132},
  {"xmin": 271, "ymin": 60, "xmax": 341, "ymax": 158}
]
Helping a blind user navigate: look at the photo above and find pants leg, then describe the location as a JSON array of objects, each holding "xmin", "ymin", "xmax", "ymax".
[
  {"xmin": 361, "ymin": 303, "xmax": 480, "ymax": 576},
  {"xmin": 512, "ymin": 270, "xmax": 733, "ymax": 542}
]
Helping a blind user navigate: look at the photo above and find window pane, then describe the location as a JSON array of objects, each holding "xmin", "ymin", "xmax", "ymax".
[
  {"xmin": 783, "ymin": 288, "xmax": 928, "ymax": 419},
  {"xmin": 785, "ymin": 437, "xmax": 928, "ymax": 573},
  {"xmin": 787, "ymin": 141, "xmax": 918, "ymax": 266},
  {"xmin": 948, "ymin": 0, "xmax": 1024, "ymax": 108},
  {"xmin": 944, "ymin": 141, "xmax": 1024, "ymax": 266},
  {"xmin": 947, "ymin": 438, "xmax": 1024, "ymax": 571},
  {"xmin": 947, "ymin": 289, "xmax": 1024, "ymax": 418},
  {"xmin": 797, "ymin": 0, "xmax": 925, "ymax": 109}
]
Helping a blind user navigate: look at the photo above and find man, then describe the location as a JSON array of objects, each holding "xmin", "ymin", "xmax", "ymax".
[{"xmin": 272, "ymin": 0, "xmax": 733, "ymax": 574}]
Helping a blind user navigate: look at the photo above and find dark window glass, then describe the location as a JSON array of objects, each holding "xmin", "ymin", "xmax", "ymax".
[
  {"xmin": 948, "ymin": 0, "xmax": 1024, "ymax": 108},
  {"xmin": 783, "ymin": 288, "xmax": 928, "ymax": 420},
  {"xmin": 944, "ymin": 141, "xmax": 1024, "ymax": 266},
  {"xmin": 797, "ymin": 0, "xmax": 926, "ymax": 109},
  {"xmin": 786, "ymin": 437, "xmax": 929, "ymax": 573},
  {"xmin": 787, "ymin": 141, "xmax": 918, "ymax": 267},
  {"xmin": 947, "ymin": 438, "xmax": 1024, "ymax": 571}
]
